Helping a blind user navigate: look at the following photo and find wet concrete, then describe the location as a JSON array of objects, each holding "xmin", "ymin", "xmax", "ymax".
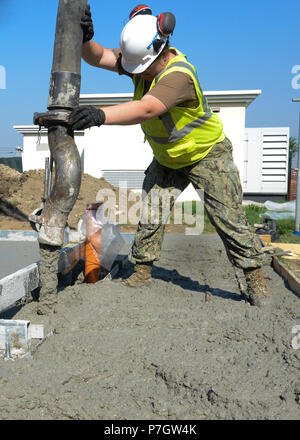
[
  {"xmin": 0, "ymin": 241, "xmax": 39, "ymax": 279},
  {"xmin": 37, "ymin": 245, "xmax": 61, "ymax": 316},
  {"xmin": 0, "ymin": 234, "xmax": 300, "ymax": 420}
]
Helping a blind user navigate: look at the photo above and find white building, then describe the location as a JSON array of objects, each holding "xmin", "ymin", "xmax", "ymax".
[{"xmin": 14, "ymin": 90, "xmax": 290, "ymax": 201}]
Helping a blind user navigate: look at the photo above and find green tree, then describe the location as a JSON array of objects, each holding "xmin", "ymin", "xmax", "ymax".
[
  {"xmin": 287, "ymin": 136, "xmax": 298, "ymax": 200},
  {"xmin": 289, "ymin": 136, "xmax": 298, "ymax": 161}
]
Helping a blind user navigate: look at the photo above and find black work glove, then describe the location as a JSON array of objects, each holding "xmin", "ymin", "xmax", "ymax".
[
  {"xmin": 81, "ymin": 4, "xmax": 94, "ymax": 43},
  {"xmin": 69, "ymin": 106, "xmax": 106, "ymax": 130}
]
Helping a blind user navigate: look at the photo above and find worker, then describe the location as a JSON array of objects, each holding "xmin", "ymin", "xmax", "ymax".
[{"xmin": 70, "ymin": 4, "xmax": 270, "ymax": 307}]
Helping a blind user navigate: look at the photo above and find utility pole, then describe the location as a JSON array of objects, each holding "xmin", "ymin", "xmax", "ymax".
[{"xmin": 292, "ymin": 98, "xmax": 300, "ymax": 231}]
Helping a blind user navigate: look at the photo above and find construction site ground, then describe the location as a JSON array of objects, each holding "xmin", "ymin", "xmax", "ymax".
[
  {"xmin": 0, "ymin": 234, "xmax": 300, "ymax": 420},
  {"xmin": 1, "ymin": 164, "xmax": 300, "ymax": 420}
]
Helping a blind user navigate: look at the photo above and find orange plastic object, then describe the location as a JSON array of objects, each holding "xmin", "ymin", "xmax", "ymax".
[{"xmin": 85, "ymin": 202, "xmax": 102, "ymax": 283}]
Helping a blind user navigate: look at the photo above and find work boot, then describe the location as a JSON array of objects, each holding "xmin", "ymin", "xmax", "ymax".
[
  {"xmin": 123, "ymin": 262, "xmax": 153, "ymax": 288},
  {"xmin": 244, "ymin": 267, "xmax": 271, "ymax": 307}
]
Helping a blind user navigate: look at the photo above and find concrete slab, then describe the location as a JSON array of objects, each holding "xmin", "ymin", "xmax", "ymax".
[{"xmin": 0, "ymin": 241, "xmax": 39, "ymax": 279}]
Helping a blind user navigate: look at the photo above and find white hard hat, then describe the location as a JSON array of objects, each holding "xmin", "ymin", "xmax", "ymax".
[{"xmin": 120, "ymin": 15, "xmax": 168, "ymax": 74}]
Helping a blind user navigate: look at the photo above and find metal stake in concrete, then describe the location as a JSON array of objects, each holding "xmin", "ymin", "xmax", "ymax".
[
  {"xmin": 292, "ymin": 99, "xmax": 300, "ymax": 232},
  {"xmin": 4, "ymin": 329, "xmax": 13, "ymax": 360}
]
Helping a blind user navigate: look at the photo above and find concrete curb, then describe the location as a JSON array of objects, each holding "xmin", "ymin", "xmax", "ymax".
[
  {"xmin": 0, "ymin": 263, "xmax": 39, "ymax": 313},
  {"xmin": 272, "ymin": 256, "xmax": 300, "ymax": 299}
]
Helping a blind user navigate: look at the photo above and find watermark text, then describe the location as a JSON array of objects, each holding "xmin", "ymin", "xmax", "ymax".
[
  {"xmin": 292, "ymin": 65, "xmax": 300, "ymax": 90},
  {"xmin": 0, "ymin": 65, "xmax": 6, "ymax": 89},
  {"xmin": 95, "ymin": 183, "xmax": 204, "ymax": 235}
]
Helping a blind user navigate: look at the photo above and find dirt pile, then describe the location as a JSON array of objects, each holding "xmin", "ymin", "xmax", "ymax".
[
  {"xmin": 0, "ymin": 165, "xmax": 140, "ymax": 232},
  {"xmin": 0, "ymin": 164, "xmax": 26, "ymax": 199},
  {"xmin": 0, "ymin": 164, "xmax": 186, "ymax": 233}
]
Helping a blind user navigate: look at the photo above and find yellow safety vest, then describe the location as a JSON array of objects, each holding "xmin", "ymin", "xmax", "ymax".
[{"xmin": 133, "ymin": 48, "xmax": 225, "ymax": 169}]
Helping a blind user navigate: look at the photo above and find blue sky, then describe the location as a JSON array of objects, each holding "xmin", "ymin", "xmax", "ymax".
[{"xmin": 0, "ymin": 0, "xmax": 299, "ymax": 149}]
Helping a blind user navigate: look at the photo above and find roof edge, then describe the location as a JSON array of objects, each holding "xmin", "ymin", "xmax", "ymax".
[
  {"xmin": 80, "ymin": 90, "xmax": 262, "ymax": 107},
  {"xmin": 14, "ymin": 126, "xmax": 84, "ymax": 135}
]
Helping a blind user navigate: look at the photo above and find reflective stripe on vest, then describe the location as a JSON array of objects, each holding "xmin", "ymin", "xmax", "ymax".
[
  {"xmin": 143, "ymin": 61, "xmax": 213, "ymax": 144},
  {"xmin": 143, "ymin": 112, "xmax": 213, "ymax": 144}
]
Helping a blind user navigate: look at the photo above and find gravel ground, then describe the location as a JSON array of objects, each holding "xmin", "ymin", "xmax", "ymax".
[{"xmin": 0, "ymin": 233, "xmax": 300, "ymax": 420}]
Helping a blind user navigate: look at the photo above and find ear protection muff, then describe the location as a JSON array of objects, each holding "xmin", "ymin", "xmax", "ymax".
[
  {"xmin": 156, "ymin": 12, "xmax": 176, "ymax": 37},
  {"xmin": 129, "ymin": 4, "xmax": 152, "ymax": 20},
  {"xmin": 153, "ymin": 12, "xmax": 176, "ymax": 53}
]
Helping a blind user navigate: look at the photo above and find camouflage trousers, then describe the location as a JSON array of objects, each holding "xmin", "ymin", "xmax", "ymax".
[{"xmin": 131, "ymin": 137, "xmax": 267, "ymax": 270}]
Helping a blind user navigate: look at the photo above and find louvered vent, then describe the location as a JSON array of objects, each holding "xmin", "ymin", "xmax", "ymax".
[
  {"xmin": 103, "ymin": 170, "xmax": 145, "ymax": 189},
  {"xmin": 262, "ymin": 134, "xmax": 288, "ymax": 183}
]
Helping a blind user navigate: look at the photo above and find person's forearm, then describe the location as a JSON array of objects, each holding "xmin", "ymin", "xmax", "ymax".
[
  {"xmin": 68, "ymin": 97, "xmax": 167, "ymax": 130},
  {"xmin": 82, "ymin": 40, "xmax": 104, "ymax": 67},
  {"xmin": 82, "ymin": 41, "xmax": 118, "ymax": 72},
  {"xmin": 103, "ymin": 100, "xmax": 159, "ymax": 125}
]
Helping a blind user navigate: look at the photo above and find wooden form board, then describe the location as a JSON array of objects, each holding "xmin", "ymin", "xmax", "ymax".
[{"xmin": 272, "ymin": 256, "xmax": 300, "ymax": 299}]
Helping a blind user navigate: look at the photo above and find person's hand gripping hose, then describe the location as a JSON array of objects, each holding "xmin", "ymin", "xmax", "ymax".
[
  {"xmin": 81, "ymin": 4, "xmax": 94, "ymax": 43},
  {"xmin": 69, "ymin": 106, "xmax": 106, "ymax": 130}
]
